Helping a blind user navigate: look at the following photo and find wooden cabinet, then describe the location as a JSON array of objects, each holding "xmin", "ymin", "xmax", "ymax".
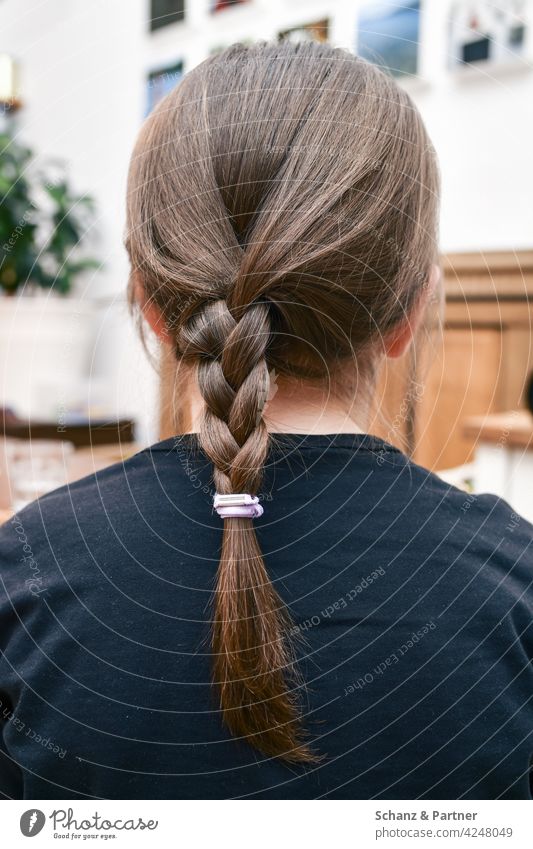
[
  {"xmin": 413, "ymin": 327, "xmax": 504, "ymax": 469},
  {"xmin": 373, "ymin": 251, "xmax": 533, "ymax": 470}
]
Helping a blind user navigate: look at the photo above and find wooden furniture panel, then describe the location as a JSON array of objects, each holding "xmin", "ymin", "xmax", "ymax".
[
  {"xmin": 412, "ymin": 250, "xmax": 533, "ymax": 470},
  {"xmin": 413, "ymin": 328, "xmax": 503, "ymax": 470}
]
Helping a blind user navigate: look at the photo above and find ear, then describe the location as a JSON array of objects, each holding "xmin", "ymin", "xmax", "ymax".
[
  {"xmin": 132, "ymin": 273, "xmax": 172, "ymax": 344},
  {"xmin": 384, "ymin": 264, "xmax": 441, "ymax": 359}
]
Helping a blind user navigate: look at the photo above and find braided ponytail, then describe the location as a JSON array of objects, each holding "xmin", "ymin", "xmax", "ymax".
[
  {"xmin": 126, "ymin": 41, "xmax": 439, "ymax": 761},
  {"xmin": 179, "ymin": 298, "xmax": 315, "ymax": 761}
]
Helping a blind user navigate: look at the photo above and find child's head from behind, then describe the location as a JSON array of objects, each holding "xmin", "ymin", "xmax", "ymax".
[
  {"xmin": 126, "ymin": 40, "xmax": 440, "ymax": 763},
  {"xmin": 128, "ymin": 40, "xmax": 439, "ymax": 384}
]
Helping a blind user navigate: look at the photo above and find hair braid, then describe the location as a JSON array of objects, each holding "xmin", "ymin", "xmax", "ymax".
[
  {"xmin": 127, "ymin": 40, "xmax": 440, "ymax": 763},
  {"xmin": 179, "ymin": 299, "xmax": 270, "ymax": 492},
  {"xmin": 179, "ymin": 297, "xmax": 316, "ymax": 762}
]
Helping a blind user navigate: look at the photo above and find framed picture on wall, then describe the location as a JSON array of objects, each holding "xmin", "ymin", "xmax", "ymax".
[
  {"xmin": 210, "ymin": 0, "xmax": 248, "ymax": 12},
  {"xmin": 146, "ymin": 61, "xmax": 184, "ymax": 114},
  {"xmin": 448, "ymin": 0, "xmax": 528, "ymax": 68},
  {"xmin": 149, "ymin": 0, "xmax": 185, "ymax": 32},
  {"xmin": 356, "ymin": 1, "xmax": 421, "ymax": 77},
  {"xmin": 278, "ymin": 19, "xmax": 329, "ymax": 45}
]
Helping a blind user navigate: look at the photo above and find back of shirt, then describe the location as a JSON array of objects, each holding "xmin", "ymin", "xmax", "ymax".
[{"xmin": 0, "ymin": 432, "xmax": 532, "ymax": 799}]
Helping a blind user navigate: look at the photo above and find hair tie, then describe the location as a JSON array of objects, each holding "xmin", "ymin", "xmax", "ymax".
[{"xmin": 214, "ymin": 493, "xmax": 264, "ymax": 519}]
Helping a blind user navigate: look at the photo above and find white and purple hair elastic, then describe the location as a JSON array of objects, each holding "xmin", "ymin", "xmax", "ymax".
[{"xmin": 213, "ymin": 493, "xmax": 264, "ymax": 519}]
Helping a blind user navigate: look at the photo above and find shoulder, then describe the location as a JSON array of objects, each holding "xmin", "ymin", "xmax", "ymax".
[
  {"xmin": 404, "ymin": 457, "xmax": 533, "ymax": 596},
  {"xmin": 417, "ymin": 452, "xmax": 532, "ymax": 538},
  {"xmin": 0, "ymin": 437, "xmax": 189, "ymax": 529},
  {"xmin": 0, "ymin": 435, "xmax": 206, "ymax": 564},
  {"xmin": 0, "ymin": 441, "xmax": 178, "ymax": 582},
  {"xmin": 0, "ymin": 445, "xmax": 145, "ymax": 538}
]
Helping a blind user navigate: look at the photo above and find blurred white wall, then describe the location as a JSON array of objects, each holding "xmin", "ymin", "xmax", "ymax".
[
  {"xmin": 0, "ymin": 0, "xmax": 158, "ymax": 442},
  {"xmin": 416, "ymin": 0, "xmax": 533, "ymax": 253},
  {"xmin": 1, "ymin": 0, "xmax": 532, "ymax": 443}
]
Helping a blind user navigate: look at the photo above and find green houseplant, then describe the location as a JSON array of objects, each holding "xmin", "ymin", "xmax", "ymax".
[
  {"xmin": 0, "ymin": 132, "xmax": 101, "ymax": 419},
  {"xmin": 0, "ymin": 133, "xmax": 39, "ymax": 293},
  {"xmin": 0, "ymin": 131, "xmax": 98, "ymax": 295}
]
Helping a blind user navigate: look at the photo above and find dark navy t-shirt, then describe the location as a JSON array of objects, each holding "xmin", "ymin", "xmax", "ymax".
[{"xmin": 0, "ymin": 432, "xmax": 532, "ymax": 799}]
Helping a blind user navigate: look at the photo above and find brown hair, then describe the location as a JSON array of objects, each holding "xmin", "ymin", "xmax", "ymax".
[{"xmin": 126, "ymin": 41, "xmax": 440, "ymax": 762}]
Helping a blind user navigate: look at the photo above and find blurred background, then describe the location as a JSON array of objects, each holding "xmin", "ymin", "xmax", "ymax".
[{"xmin": 0, "ymin": 0, "xmax": 532, "ymax": 519}]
